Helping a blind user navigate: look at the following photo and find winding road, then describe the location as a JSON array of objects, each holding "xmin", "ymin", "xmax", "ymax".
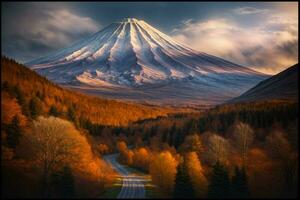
[{"xmin": 103, "ymin": 154, "xmax": 146, "ymax": 198}]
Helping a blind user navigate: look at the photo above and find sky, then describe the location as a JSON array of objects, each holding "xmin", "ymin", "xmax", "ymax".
[{"xmin": 1, "ymin": 2, "xmax": 298, "ymax": 74}]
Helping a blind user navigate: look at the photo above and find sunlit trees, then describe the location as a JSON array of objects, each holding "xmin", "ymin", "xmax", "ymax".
[
  {"xmin": 149, "ymin": 151, "xmax": 178, "ymax": 197},
  {"xmin": 132, "ymin": 147, "xmax": 150, "ymax": 171},
  {"xmin": 98, "ymin": 143, "xmax": 109, "ymax": 155},
  {"xmin": 231, "ymin": 121, "xmax": 254, "ymax": 166},
  {"xmin": 173, "ymin": 160, "xmax": 195, "ymax": 198},
  {"xmin": 185, "ymin": 152, "xmax": 208, "ymax": 198},
  {"xmin": 26, "ymin": 116, "xmax": 80, "ymax": 197},
  {"xmin": 207, "ymin": 162, "xmax": 230, "ymax": 198},
  {"xmin": 202, "ymin": 132, "xmax": 230, "ymax": 165},
  {"xmin": 117, "ymin": 141, "xmax": 134, "ymax": 165},
  {"xmin": 1, "ymin": 92, "xmax": 25, "ymax": 125}
]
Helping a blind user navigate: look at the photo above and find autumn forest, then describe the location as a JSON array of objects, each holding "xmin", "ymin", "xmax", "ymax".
[{"xmin": 1, "ymin": 55, "xmax": 298, "ymax": 199}]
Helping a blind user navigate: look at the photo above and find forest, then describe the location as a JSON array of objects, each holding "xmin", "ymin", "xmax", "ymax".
[{"xmin": 1, "ymin": 57, "xmax": 298, "ymax": 198}]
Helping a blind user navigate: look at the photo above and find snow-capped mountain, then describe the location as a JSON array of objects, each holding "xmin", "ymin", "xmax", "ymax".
[{"xmin": 27, "ymin": 18, "xmax": 268, "ymax": 106}]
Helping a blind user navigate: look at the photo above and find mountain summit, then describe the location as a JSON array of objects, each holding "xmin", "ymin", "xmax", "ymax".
[{"xmin": 27, "ymin": 18, "xmax": 268, "ymax": 105}]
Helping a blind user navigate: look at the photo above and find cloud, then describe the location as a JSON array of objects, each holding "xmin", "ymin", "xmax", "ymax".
[
  {"xmin": 2, "ymin": 7, "xmax": 100, "ymax": 62},
  {"xmin": 233, "ymin": 7, "xmax": 269, "ymax": 15},
  {"xmin": 172, "ymin": 11, "xmax": 298, "ymax": 74}
]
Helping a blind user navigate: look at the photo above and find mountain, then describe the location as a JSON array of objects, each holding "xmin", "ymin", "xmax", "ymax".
[
  {"xmin": 1, "ymin": 57, "xmax": 177, "ymax": 126},
  {"xmin": 228, "ymin": 64, "xmax": 298, "ymax": 103},
  {"xmin": 26, "ymin": 18, "xmax": 268, "ymax": 106}
]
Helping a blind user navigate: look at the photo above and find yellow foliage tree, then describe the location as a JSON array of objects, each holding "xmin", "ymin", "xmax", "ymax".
[
  {"xmin": 133, "ymin": 147, "xmax": 150, "ymax": 171},
  {"xmin": 185, "ymin": 151, "xmax": 208, "ymax": 198},
  {"xmin": 149, "ymin": 151, "xmax": 178, "ymax": 197}
]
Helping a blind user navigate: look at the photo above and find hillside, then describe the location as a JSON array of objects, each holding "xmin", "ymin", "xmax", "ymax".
[
  {"xmin": 228, "ymin": 64, "xmax": 298, "ymax": 103},
  {"xmin": 1, "ymin": 56, "xmax": 175, "ymax": 126}
]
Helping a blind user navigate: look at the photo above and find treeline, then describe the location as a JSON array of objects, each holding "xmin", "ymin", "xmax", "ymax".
[{"xmin": 1, "ymin": 56, "xmax": 175, "ymax": 127}]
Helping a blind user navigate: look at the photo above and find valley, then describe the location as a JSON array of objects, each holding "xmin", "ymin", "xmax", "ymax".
[{"xmin": 1, "ymin": 2, "xmax": 298, "ymax": 199}]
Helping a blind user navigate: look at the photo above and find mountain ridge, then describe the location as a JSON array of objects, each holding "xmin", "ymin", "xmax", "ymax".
[{"xmin": 228, "ymin": 64, "xmax": 298, "ymax": 103}]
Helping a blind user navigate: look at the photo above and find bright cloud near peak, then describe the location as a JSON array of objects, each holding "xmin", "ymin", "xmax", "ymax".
[
  {"xmin": 172, "ymin": 9, "xmax": 298, "ymax": 75},
  {"xmin": 233, "ymin": 7, "xmax": 269, "ymax": 15}
]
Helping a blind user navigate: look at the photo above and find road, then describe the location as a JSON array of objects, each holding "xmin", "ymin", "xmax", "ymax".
[{"xmin": 103, "ymin": 154, "xmax": 146, "ymax": 198}]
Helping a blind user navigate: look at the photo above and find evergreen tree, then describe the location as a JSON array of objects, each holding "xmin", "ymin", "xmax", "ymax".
[
  {"xmin": 13, "ymin": 85, "xmax": 25, "ymax": 106},
  {"xmin": 208, "ymin": 162, "xmax": 231, "ymax": 198},
  {"xmin": 173, "ymin": 161, "xmax": 195, "ymax": 198},
  {"xmin": 51, "ymin": 166, "xmax": 75, "ymax": 198},
  {"xmin": 49, "ymin": 105, "xmax": 59, "ymax": 117},
  {"xmin": 231, "ymin": 166, "xmax": 250, "ymax": 198},
  {"xmin": 67, "ymin": 105, "xmax": 76, "ymax": 122},
  {"xmin": 29, "ymin": 97, "xmax": 41, "ymax": 119},
  {"xmin": 6, "ymin": 116, "xmax": 22, "ymax": 149}
]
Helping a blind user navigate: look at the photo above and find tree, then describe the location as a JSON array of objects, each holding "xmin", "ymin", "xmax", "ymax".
[
  {"xmin": 202, "ymin": 132, "xmax": 230, "ymax": 165},
  {"xmin": 67, "ymin": 106, "xmax": 76, "ymax": 122},
  {"xmin": 173, "ymin": 160, "xmax": 195, "ymax": 198},
  {"xmin": 149, "ymin": 151, "xmax": 178, "ymax": 197},
  {"xmin": 207, "ymin": 162, "xmax": 231, "ymax": 198},
  {"xmin": 117, "ymin": 141, "xmax": 133, "ymax": 165},
  {"xmin": 6, "ymin": 115, "xmax": 22, "ymax": 149},
  {"xmin": 29, "ymin": 97, "xmax": 41, "ymax": 119},
  {"xmin": 51, "ymin": 165, "xmax": 75, "ymax": 198},
  {"xmin": 13, "ymin": 85, "xmax": 25, "ymax": 106},
  {"xmin": 179, "ymin": 134, "xmax": 203, "ymax": 158},
  {"xmin": 133, "ymin": 147, "xmax": 150, "ymax": 171},
  {"xmin": 231, "ymin": 166, "xmax": 250, "ymax": 198},
  {"xmin": 266, "ymin": 131, "xmax": 298, "ymax": 197},
  {"xmin": 28, "ymin": 117, "xmax": 80, "ymax": 197},
  {"xmin": 231, "ymin": 122, "xmax": 254, "ymax": 166},
  {"xmin": 49, "ymin": 105, "xmax": 60, "ymax": 117},
  {"xmin": 185, "ymin": 152, "xmax": 207, "ymax": 198}
]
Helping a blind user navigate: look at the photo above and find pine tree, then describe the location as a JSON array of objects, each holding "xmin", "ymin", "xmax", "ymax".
[
  {"xmin": 6, "ymin": 115, "xmax": 22, "ymax": 149},
  {"xmin": 208, "ymin": 162, "xmax": 231, "ymax": 198},
  {"xmin": 51, "ymin": 166, "xmax": 75, "ymax": 198},
  {"xmin": 13, "ymin": 85, "xmax": 25, "ymax": 106},
  {"xmin": 49, "ymin": 105, "xmax": 59, "ymax": 117},
  {"xmin": 67, "ymin": 105, "xmax": 76, "ymax": 122},
  {"xmin": 29, "ymin": 97, "xmax": 41, "ymax": 119},
  {"xmin": 173, "ymin": 160, "xmax": 195, "ymax": 198},
  {"xmin": 231, "ymin": 166, "xmax": 250, "ymax": 198}
]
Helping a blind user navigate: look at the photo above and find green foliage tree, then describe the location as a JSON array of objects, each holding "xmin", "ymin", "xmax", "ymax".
[
  {"xmin": 208, "ymin": 162, "xmax": 231, "ymax": 198},
  {"xmin": 6, "ymin": 115, "xmax": 22, "ymax": 149},
  {"xmin": 173, "ymin": 161, "xmax": 195, "ymax": 198},
  {"xmin": 231, "ymin": 166, "xmax": 250, "ymax": 198},
  {"xmin": 51, "ymin": 166, "xmax": 75, "ymax": 198}
]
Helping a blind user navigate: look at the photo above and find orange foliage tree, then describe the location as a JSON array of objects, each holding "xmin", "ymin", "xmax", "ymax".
[{"xmin": 149, "ymin": 151, "xmax": 178, "ymax": 197}]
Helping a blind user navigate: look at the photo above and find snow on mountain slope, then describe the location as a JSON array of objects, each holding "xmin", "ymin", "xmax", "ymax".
[{"xmin": 26, "ymin": 18, "xmax": 268, "ymax": 106}]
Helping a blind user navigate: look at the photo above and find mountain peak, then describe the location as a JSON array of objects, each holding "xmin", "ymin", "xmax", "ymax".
[
  {"xmin": 26, "ymin": 18, "xmax": 268, "ymax": 106},
  {"xmin": 120, "ymin": 18, "xmax": 140, "ymax": 23}
]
